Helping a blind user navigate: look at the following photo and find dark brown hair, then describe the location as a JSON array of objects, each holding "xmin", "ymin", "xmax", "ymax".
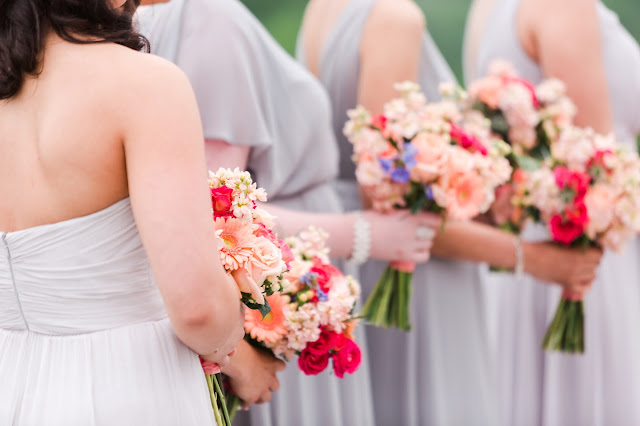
[{"xmin": 0, "ymin": 0, "xmax": 148, "ymax": 100}]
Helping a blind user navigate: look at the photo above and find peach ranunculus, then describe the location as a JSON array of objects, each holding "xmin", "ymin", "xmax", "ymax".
[
  {"xmin": 214, "ymin": 217, "xmax": 257, "ymax": 270},
  {"xmin": 244, "ymin": 293, "xmax": 290, "ymax": 345},
  {"xmin": 468, "ymin": 75, "xmax": 504, "ymax": 109},
  {"xmin": 355, "ymin": 160, "xmax": 387, "ymax": 186},
  {"xmin": 232, "ymin": 267, "xmax": 265, "ymax": 305},
  {"xmin": 410, "ymin": 132, "xmax": 450, "ymax": 183},
  {"xmin": 584, "ymin": 183, "xmax": 617, "ymax": 238},
  {"xmin": 444, "ymin": 172, "xmax": 487, "ymax": 220}
]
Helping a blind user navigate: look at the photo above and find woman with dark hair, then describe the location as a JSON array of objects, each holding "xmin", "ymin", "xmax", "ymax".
[{"xmin": 0, "ymin": 0, "xmax": 245, "ymax": 424}]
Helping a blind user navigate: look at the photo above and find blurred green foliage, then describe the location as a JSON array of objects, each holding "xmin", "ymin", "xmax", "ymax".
[{"xmin": 241, "ymin": 0, "xmax": 639, "ymax": 82}]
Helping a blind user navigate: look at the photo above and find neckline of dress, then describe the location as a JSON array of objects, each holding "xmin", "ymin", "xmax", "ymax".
[{"xmin": 0, "ymin": 197, "xmax": 131, "ymax": 238}]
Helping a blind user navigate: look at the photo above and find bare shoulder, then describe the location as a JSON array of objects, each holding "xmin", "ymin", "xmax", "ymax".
[
  {"xmin": 367, "ymin": 0, "xmax": 425, "ymax": 34},
  {"xmin": 95, "ymin": 44, "xmax": 193, "ymax": 109}
]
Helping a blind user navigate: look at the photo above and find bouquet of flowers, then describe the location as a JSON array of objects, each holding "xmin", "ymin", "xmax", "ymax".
[
  {"xmin": 513, "ymin": 126, "xmax": 640, "ymax": 352},
  {"xmin": 224, "ymin": 226, "xmax": 363, "ymax": 419},
  {"xmin": 466, "ymin": 60, "xmax": 577, "ymax": 233},
  {"xmin": 202, "ymin": 168, "xmax": 290, "ymax": 426},
  {"xmin": 344, "ymin": 82, "xmax": 512, "ymax": 330}
]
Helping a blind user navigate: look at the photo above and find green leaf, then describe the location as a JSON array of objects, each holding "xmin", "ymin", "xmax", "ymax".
[{"xmin": 241, "ymin": 292, "xmax": 272, "ymax": 318}]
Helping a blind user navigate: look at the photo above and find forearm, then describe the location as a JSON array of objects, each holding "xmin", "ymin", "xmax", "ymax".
[
  {"xmin": 431, "ymin": 220, "xmax": 518, "ymax": 269},
  {"xmin": 265, "ymin": 204, "xmax": 357, "ymax": 259}
]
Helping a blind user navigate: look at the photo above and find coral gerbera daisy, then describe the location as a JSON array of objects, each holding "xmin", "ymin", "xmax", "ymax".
[
  {"xmin": 214, "ymin": 217, "xmax": 257, "ymax": 270},
  {"xmin": 244, "ymin": 293, "xmax": 290, "ymax": 345}
]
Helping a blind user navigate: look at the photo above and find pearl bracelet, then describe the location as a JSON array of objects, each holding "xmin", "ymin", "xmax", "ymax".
[
  {"xmin": 348, "ymin": 212, "xmax": 371, "ymax": 265},
  {"xmin": 514, "ymin": 236, "xmax": 524, "ymax": 278}
]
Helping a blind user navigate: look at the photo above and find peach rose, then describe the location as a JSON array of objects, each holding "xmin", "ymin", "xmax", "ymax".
[
  {"xmin": 410, "ymin": 132, "xmax": 450, "ymax": 182},
  {"xmin": 584, "ymin": 183, "xmax": 616, "ymax": 238}
]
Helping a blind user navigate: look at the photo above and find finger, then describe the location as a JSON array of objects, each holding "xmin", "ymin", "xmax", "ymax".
[
  {"xmin": 228, "ymin": 349, "xmax": 237, "ymax": 357},
  {"xmin": 275, "ymin": 359, "xmax": 286, "ymax": 372},
  {"xmin": 257, "ymin": 391, "xmax": 272, "ymax": 404},
  {"xmin": 269, "ymin": 378, "xmax": 281, "ymax": 392}
]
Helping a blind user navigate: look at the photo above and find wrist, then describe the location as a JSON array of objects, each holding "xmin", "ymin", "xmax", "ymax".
[
  {"xmin": 220, "ymin": 340, "xmax": 249, "ymax": 378},
  {"xmin": 521, "ymin": 241, "xmax": 539, "ymax": 275}
]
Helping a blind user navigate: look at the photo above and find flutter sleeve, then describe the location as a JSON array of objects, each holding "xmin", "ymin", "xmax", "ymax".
[{"xmin": 175, "ymin": 1, "xmax": 272, "ymax": 147}]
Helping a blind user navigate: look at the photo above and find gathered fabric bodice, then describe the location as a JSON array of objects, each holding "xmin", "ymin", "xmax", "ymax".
[{"xmin": 0, "ymin": 198, "xmax": 166, "ymax": 335}]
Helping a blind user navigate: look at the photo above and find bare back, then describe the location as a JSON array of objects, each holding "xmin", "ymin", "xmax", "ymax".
[{"xmin": 0, "ymin": 36, "xmax": 146, "ymax": 232}]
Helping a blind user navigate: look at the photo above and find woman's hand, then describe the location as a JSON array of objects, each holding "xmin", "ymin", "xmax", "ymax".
[
  {"xmin": 524, "ymin": 242, "xmax": 603, "ymax": 294},
  {"xmin": 364, "ymin": 210, "xmax": 441, "ymax": 264},
  {"xmin": 201, "ymin": 304, "xmax": 246, "ymax": 369},
  {"xmin": 222, "ymin": 340, "xmax": 286, "ymax": 408}
]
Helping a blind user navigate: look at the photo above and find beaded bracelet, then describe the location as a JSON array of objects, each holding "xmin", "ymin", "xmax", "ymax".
[{"xmin": 348, "ymin": 212, "xmax": 371, "ymax": 265}]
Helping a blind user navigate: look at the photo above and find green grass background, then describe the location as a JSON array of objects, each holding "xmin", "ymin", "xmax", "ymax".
[{"xmin": 240, "ymin": 0, "xmax": 639, "ymax": 82}]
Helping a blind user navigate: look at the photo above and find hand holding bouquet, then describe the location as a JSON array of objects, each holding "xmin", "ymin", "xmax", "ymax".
[
  {"xmin": 513, "ymin": 127, "xmax": 640, "ymax": 352},
  {"xmin": 344, "ymin": 82, "xmax": 512, "ymax": 330},
  {"xmin": 223, "ymin": 227, "xmax": 363, "ymax": 419},
  {"xmin": 203, "ymin": 168, "xmax": 290, "ymax": 425}
]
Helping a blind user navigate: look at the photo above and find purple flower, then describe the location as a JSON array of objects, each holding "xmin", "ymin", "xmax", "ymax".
[
  {"xmin": 379, "ymin": 158, "xmax": 393, "ymax": 174},
  {"xmin": 299, "ymin": 272, "xmax": 318, "ymax": 288},
  {"xmin": 402, "ymin": 143, "xmax": 418, "ymax": 169},
  {"xmin": 391, "ymin": 167, "xmax": 410, "ymax": 184},
  {"xmin": 425, "ymin": 185, "xmax": 434, "ymax": 200},
  {"xmin": 316, "ymin": 288, "xmax": 329, "ymax": 302}
]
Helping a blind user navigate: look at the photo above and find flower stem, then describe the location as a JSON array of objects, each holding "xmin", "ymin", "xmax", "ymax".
[{"xmin": 206, "ymin": 374, "xmax": 224, "ymax": 426}]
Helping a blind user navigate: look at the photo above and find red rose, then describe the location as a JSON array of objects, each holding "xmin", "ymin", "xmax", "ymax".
[
  {"xmin": 211, "ymin": 186, "xmax": 234, "ymax": 217},
  {"xmin": 553, "ymin": 167, "xmax": 590, "ymax": 199},
  {"xmin": 310, "ymin": 257, "xmax": 342, "ymax": 293},
  {"xmin": 332, "ymin": 338, "xmax": 362, "ymax": 379},
  {"xmin": 298, "ymin": 348, "xmax": 330, "ymax": 375},
  {"xmin": 306, "ymin": 329, "xmax": 340, "ymax": 356},
  {"xmin": 565, "ymin": 201, "xmax": 589, "ymax": 226},
  {"xmin": 449, "ymin": 124, "xmax": 488, "ymax": 156},
  {"xmin": 550, "ymin": 214, "xmax": 584, "ymax": 246},
  {"xmin": 371, "ymin": 114, "xmax": 388, "ymax": 131}
]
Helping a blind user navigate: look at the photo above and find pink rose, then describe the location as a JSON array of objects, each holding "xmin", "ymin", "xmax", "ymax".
[
  {"xmin": 550, "ymin": 214, "xmax": 584, "ymax": 245},
  {"xmin": 553, "ymin": 167, "xmax": 590, "ymax": 199},
  {"xmin": 199, "ymin": 357, "xmax": 221, "ymax": 375},
  {"xmin": 584, "ymin": 183, "xmax": 616, "ymax": 237},
  {"xmin": 254, "ymin": 223, "xmax": 277, "ymax": 242},
  {"xmin": 310, "ymin": 256, "xmax": 342, "ymax": 293},
  {"xmin": 449, "ymin": 124, "xmax": 488, "ymax": 156},
  {"xmin": 332, "ymin": 337, "xmax": 361, "ymax": 379},
  {"xmin": 565, "ymin": 200, "xmax": 589, "ymax": 226},
  {"xmin": 211, "ymin": 186, "xmax": 234, "ymax": 217},
  {"xmin": 371, "ymin": 114, "xmax": 388, "ymax": 131},
  {"xmin": 298, "ymin": 348, "xmax": 330, "ymax": 375},
  {"xmin": 278, "ymin": 239, "xmax": 295, "ymax": 265}
]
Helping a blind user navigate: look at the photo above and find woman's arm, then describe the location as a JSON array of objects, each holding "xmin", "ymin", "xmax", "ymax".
[
  {"xmin": 521, "ymin": 0, "xmax": 613, "ymax": 133},
  {"xmin": 121, "ymin": 56, "xmax": 244, "ymax": 367}
]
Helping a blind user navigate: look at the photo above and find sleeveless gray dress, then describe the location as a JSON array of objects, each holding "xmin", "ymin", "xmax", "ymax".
[
  {"xmin": 137, "ymin": 1, "xmax": 375, "ymax": 425},
  {"xmin": 297, "ymin": 1, "xmax": 498, "ymax": 424},
  {"xmin": 466, "ymin": 1, "xmax": 640, "ymax": 425}
]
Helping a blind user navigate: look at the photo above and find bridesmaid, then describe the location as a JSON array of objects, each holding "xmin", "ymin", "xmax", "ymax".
[
  {"xmin": 465, "ymin": 0, "xmax": 640, "ymax": 425},
  {"xmin": 137, "ymin": 0, "xmax": 439, "ymax": 425},
  {"xmin": 298, "ymin": 0, "xmax": 603, "ymax": 424}
]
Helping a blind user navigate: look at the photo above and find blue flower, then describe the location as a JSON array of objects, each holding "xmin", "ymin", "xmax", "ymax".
[
  {"xmin": 316, "ymin": 289, "xmax": 329, "ymax": 302},
  {"xmin": 299, "ymin": 272, "xmax": 318, "ymax": 288},
  {"xmin": 425, "ymin": 185, "xmax": 434, "ymax": 200},
  {"xmin": 402, "ymin": 143, "xmax": 418, "ymax": 169},
  {"xmin": 379, "ymin": 158, "xmax": 393, "ymax": 174},
  {"xmin": 391, "ymin": 167, "xmax": 410, "ymax": 184}
]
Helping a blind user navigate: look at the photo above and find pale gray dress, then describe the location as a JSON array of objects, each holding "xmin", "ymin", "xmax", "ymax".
[
  {"xmin": 465, "ymin": 1, "xmax": 640, "ymax": 425},
  {"xmin": 137, "ymin": 1, "xmax": 375, "ymax": 425},
  {"xmin": 297, "ymin": 0, "xmax": 498, "ymax": 424}
]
